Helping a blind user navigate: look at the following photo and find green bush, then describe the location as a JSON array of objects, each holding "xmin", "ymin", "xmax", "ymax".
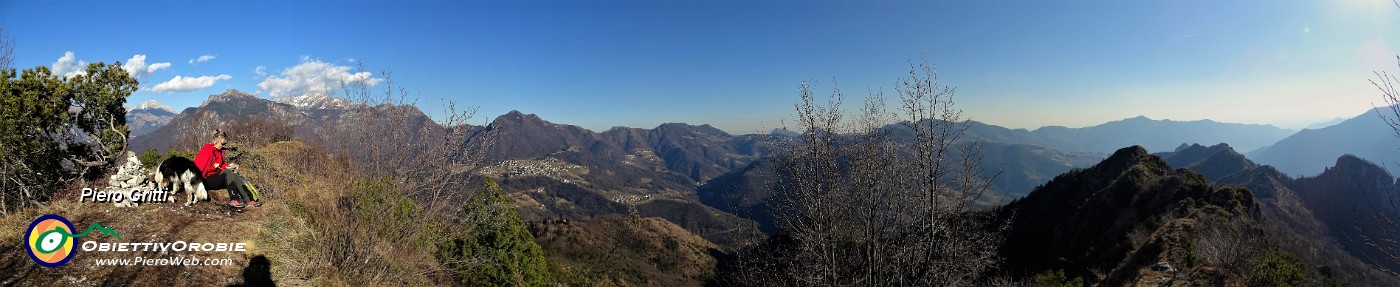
[
  {"xmin": 350, "ymin": 177, "xmax": 422, "ymax": 241},
  {"xmin": 166, "ymin": 149, "xmax": 196, "ymax": 161},
  {"xmin": 138, "ymin": 148, "xmax": 162, "ymax": 170},
  {"xmin": 1032, "ymin": 269, "xmax": 1084, "ymax": 287},
  {"xmin": 1249, "ymin": 250, "xmax": 1306, "ymax": 287},
  {"xmin": 438, "ymin": 178, "xmax": 552, "ymax": 286},
  {"xmin": 0, "ymin": 63, "xmax": 138, "ymax": 212}
]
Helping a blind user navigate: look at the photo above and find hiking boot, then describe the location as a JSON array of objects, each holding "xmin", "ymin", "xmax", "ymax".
[
  {"xmin": 230, "ymin": 200, "xmax": 246, "ymax": 208},
  {"xmin": 248, "ymin": 200, "xmax": 262, "ymax": 207}
]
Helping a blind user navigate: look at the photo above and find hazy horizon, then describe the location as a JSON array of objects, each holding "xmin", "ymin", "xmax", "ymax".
[{"xmin": 4, "ymin": 1, "xmax": 1396, "ymax": 134}]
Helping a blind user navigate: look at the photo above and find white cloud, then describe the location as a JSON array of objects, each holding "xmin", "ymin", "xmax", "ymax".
[
  {"xmin": 257, "ymin": 59, "xmax": 382, "ymax": 98},
  {"xmin": 150, "ymin": 74, "xmax": 232, "ymax": 93},
  {"xmin": 51, "ymin": 51, "xmax": 88, "ymax": 78},
  {"xmin": 188, "ymin": 54, "xmax": 216, "ymax": 64},
  {"xmin": 254, "ymin": 66, "xmax": 267, "ymax": 77},
  {"xmin": 150, "ymin": 62, "xmax": 173, "ymax": 72},
  {"xmin": 121, "ymin": 54, "xmax": 171, "ymax": 79}
]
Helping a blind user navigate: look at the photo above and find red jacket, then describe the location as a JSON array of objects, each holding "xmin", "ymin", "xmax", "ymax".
[{"xmin": 194, "ymin": 143, "xmax": 225, "ymax": 178}]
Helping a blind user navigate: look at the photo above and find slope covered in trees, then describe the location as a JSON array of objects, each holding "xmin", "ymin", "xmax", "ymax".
[{"xmin": 999, "ymin": 146, "xmax": 1343, "ymax": 286}]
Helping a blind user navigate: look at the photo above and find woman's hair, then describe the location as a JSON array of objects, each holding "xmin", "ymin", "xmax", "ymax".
[{"xmin": 212, "ymin": 129, "xmax": 226, "ymax": 141}]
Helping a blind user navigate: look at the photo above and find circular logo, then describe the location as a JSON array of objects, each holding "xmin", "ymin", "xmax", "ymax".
[{"xmin": 25, "ymin": 214, "xmax": 76, "ymax": 268}]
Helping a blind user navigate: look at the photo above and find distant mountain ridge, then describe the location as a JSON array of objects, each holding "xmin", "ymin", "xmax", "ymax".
[
  {"xmin": 1305, "ymin": 117, "xmax": 1347, "ymax": 130},
  {"xmin": 126, "ymin": 100, "xmax": 178, "ymax": 137},
  {"xmin": 1155, "ymin": 143, "xmax": 1257, "ymax": 182},
  {"xmin": 1251, "ymin": 106, "xmax": 1400, "ymax": 177},
  {"xmin": 131, "ymin": 89, "xmax": 335, "ymax": 152},
  {"xmin": 128, "ymin": 99, "xmax": 175, "ymax": 113},
  {"xmin": 274, "ymin": 93, "xmax": 364, "ymax": 110},
  {"xmin": 897, "ymin": 116, "xmax": 1294, "ymax": 155},
  {"xmin": 1030, "ymin": 116, "xmax": 1294, "ymax": 153},
  {"xmin": 698, "ymin": 131, "xmax": 1103, "ymax": 234}
]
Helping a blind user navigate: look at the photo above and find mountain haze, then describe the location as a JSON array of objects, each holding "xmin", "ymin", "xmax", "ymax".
[
  {"xmin": 1252, "ymin": 107, "xmax": 1400, "ymax": 177},
  {"xmin": 1030, "ymin": 116, "xmax": 1295, "ymax": 154},
  {"xmin": 918, "ymin": 116, "xmax": 1294, "ymax": 155}
]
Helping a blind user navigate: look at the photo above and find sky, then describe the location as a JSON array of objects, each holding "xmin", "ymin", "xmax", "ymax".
[{"xmin": 2, "ymin": 0, "xmax": 1398, "ymax": 133}]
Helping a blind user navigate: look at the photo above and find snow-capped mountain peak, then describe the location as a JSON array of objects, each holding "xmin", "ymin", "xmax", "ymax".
[
  {"xmin": 128, "ymin": 99, "xmax": 176, "ymax": 113},
  {"xmin": 275, "ymin": 93, "xmax": 361, "ymax": 110}
]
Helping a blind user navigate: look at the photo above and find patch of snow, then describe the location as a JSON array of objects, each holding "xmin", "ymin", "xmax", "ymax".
[
  {"xmin": 275, "ymin": 93, "xmax": 361, "ymax": 110},
  {"xmin": 128, "ymin": 99, "xmax": 176, "ymax": 113}
]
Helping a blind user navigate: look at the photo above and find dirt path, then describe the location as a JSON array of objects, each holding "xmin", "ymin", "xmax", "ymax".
[{"xmin": 1, "ymin": 193, "xmax": 276, "ymax": 286}]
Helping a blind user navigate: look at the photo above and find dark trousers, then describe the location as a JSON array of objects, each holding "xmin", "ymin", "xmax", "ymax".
[{"xmin": 204, "ymin": 171, "xmax": 253, "ymax": 202}]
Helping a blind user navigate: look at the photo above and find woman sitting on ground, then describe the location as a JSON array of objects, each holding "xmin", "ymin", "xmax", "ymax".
[{"xmin": 194, "ymin": 130, "xmax": 261, "ymax": 208}]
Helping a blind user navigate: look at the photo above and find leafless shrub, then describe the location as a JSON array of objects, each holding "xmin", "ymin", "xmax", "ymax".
[
  {"xmin": 1194, "ymin": 218, "xmax": 1262, "ymax": 270},
  {"xmin": 1372, "ymin": 55, "xmax": 1400, "ymax": 276},
  {"xmin": 740, "ymin": 58, "xmax": 1005, "ymax": 286},
  {"xmin": 320, "ymin": 68, "xmax": 494, "ymax": 216},
  {"xmin": 249, "ymin": 65, "xmax": 497, "ymax": 284},
  {"xmin": 0, "ymin": 26, "xmax": 12, "ymax": 70},
  {"xmin": 1128, "ymin": 224, "xmax": 1153, "ymax": 248},
  {"xmin": 174, "ymin": 106, "xmax": 222, "ymax": 151},
  {"xmin": 225, "ymin": 116, "xmax": 294, "ymax": 147},
  {"xmin": 1347, "ymin": 179, "xmax": 1400, "ymax": 276}
]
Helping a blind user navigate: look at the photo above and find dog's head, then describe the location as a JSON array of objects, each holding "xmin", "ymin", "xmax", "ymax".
[{"xmin": 149, "ymin": 164, "xmax": 168, "ymax": 187}]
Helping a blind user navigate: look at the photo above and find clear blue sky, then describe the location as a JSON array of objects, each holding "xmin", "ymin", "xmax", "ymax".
[{"xmin": 3, "ymin": 1, "xmax": 1398, "ymax": 133}]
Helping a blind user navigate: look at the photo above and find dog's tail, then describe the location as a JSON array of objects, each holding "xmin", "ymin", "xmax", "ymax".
[{"xmin": 153, "ymin": 161, "xmax": 165, "ymax": 186}]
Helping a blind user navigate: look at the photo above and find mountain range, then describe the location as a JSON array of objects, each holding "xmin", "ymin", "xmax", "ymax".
[
  {"xmin": 1251, "ymin": 107, "xmax": 1400, "ymax": 177},
  {"xmin": 132, "ymin": 90, "xmax": 778, "ymax": 248},
  {"xmin": 1167, "ymin": 143, "xmax": 1399, "ymax": 284},
  {"xmin": 953, "ymin": 116, "xmax": 1296, "ymax": 154},
  {"xmin": 123, "ymin": 89, "xmax": 1400, "ymax": 285},
  {"xmin": 997, "ymin": 146, "xmax": 1265, "ymax": 284},
  {"xmin": 999, "ymin": 144, "xmax": 1399, "ymax": 285},
  {"xmin": 274, "ymin": 93, "xmax": 365, "ymax": 110}
]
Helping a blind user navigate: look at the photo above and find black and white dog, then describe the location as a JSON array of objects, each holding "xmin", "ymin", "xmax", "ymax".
[{"xmin": 153, "ymin": 156, "xmax": 210, "ymax": 206}]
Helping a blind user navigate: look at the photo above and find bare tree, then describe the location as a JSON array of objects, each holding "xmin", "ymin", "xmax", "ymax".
[
  {"xmin": 1194, "ymin": 217, "xmax": 1263, "ymax": 273},
  {"xmin": 324, "ymin": 68, "xmax": 495, "ymax": 217},
  {"xmin": 742, "ymin": 58, "xmax": 1004, "ymax": 286},
  {"xmin": 1372, "ymin": 26, "xmax": 1400, "ymax": 273},
  {"xmin": 0, "ymin": 26, "xmax": 13, "ymax": 70},
  {"xmin": 1368, "ymin": 0, "xmax": 1400, "ymax": 268},
  {"xmin": 175, "ymin": 106, "xmax": 222, "ymax": 152}
]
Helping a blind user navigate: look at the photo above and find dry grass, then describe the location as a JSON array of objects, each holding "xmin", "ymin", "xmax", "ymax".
[
  {"xmin": 246, "ymin": 140, "xmax": 452, "ymax": 285},
  {"xmin": 0, "ymin": 139, "xmax": 461, "ymax": 286},
  {"xmin": 533, "ymin": 215, "xmax": 719, "ymax": 286},
  {"xmin": 0, "ymin": 182, "xmax": 268, "ymax": 286}
]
